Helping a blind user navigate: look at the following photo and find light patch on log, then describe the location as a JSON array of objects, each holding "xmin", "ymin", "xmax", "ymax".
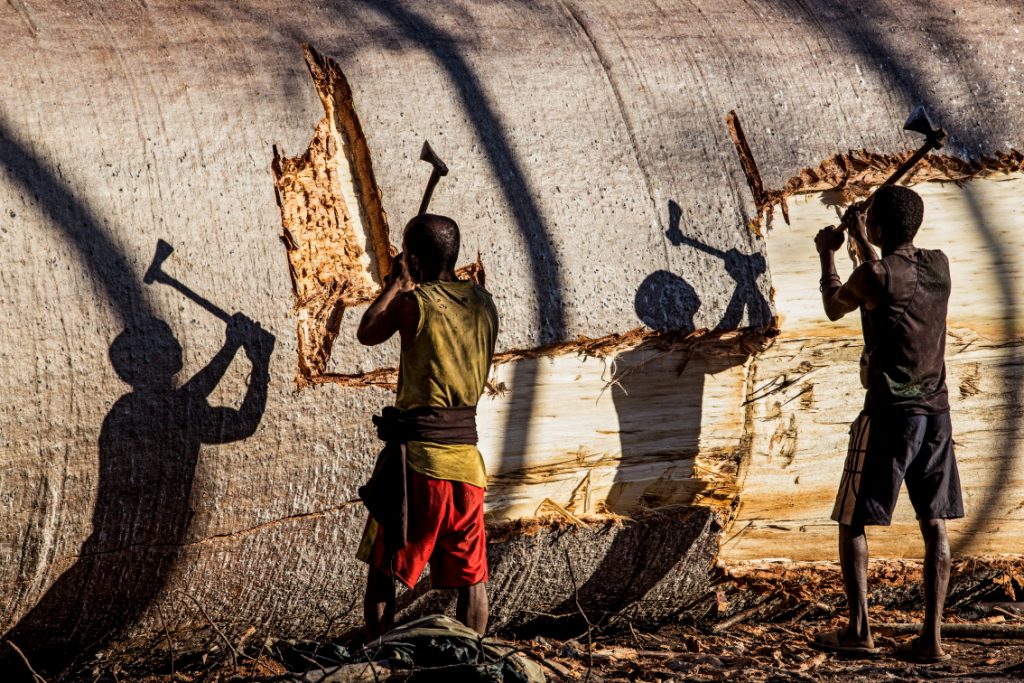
[
  {"xmin": 276, "ymin": 323, "xmax": 774, "ymax": 523},
  {"xmin": 478, "ymin": 343, "xmax": 753, "ymax": 522},
  {"xmin": 724, "ymin": 174, "xmax": 1024, "ymax": 562}
]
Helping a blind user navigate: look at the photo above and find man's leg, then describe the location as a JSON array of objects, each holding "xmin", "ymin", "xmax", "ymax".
[
  {"xmin": 839, "ymin": 522, "xmax": 873, "ymax": 647},
  {"xmin": 918, "ymin": 518, "xmax": 951, "ymax": 658},
  {"xmin": 364, "ymin": 566, "xmax": 396, "ymax": 642},
  {"xmin": 456, "ymin": 581, "xmax": 488, "ymax": 635}
]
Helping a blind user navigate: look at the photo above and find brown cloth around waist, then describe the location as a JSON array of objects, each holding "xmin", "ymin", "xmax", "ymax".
[
  {"xmin": 358, "ymin": 406, "xmax": 478, "ymax": 559},
  {"xmin": 371, "ymin": 405, "xmax": 478, "ymax": 445}
]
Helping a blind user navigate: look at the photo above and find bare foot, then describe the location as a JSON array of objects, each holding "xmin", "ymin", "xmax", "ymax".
[
  {"xmin": 896, "ymin": 636, "xmax": 950, "ymax": 663},
  {"xmin": 812, "ymin": 628, "xmax": 879, "ymax": 655}
]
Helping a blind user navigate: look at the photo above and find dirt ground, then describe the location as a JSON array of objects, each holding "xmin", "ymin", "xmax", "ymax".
[
  {"xmin": 46, "ymin": 558, "xmax": 1024, "ymax": 681},
  {"xmin": 529, "ymin": 617, "xmax": 1024, "ymax": 682},
  {"xmin": 122, "ymin": 614, "xmax": 1024, "ymax": 682}
]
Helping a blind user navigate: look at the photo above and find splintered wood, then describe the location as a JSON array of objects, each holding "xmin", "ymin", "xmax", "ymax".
[
  {"xmin": 274, "ymin": 46, "xmax": 490, "ymax": 389},
  {"xmin": 761, "ymin": 148, "xmax": 1024, "ymax": 230},
  {"xmin": 272, "ymin": 46, "xmax": 391, "ymax": 387},
  {"xmin": 727, "ymin": 109, "xmax": 1024, "ymax": 234}
]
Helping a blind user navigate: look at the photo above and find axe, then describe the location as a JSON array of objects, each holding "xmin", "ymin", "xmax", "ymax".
[
  {"xmin": 883, "ymin": 105, "xmax": 947, "ymax": 186},
  {"xmin": 417, "ymin": 140, "xmax": 448, "ymax": 215},
  {"xmin": 841, "ymin": 105, "xmax": 947, "ymax": 232},
  {"xmin": 143, "ymin": 239, "xmax": 231, "ymax": 322}
]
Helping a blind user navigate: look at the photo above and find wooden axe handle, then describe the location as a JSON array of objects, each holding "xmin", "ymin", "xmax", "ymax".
[
  {"xmin": 418, "ymin": 169, "xmax": 442, "ymax": 215},
  {"xmin": 881, "ymin": 131, "xmax": 946, "ymax": 187}
]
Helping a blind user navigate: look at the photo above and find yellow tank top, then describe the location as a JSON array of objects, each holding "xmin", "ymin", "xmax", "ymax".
[{"xmin": 395, "ymin": 280, "xmax": 498, "ymax": 488}]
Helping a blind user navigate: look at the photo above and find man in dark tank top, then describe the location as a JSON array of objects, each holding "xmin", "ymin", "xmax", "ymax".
[{"xmin": 811, "ymin": 185, "xmax": 963, "ymax": 663}]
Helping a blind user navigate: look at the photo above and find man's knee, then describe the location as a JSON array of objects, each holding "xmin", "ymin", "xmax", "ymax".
[
  {"xmin": 458, "ymin": 581, "xmax": 486, "ymax": 598},
  {"xmin": 919, "ymin": 517, "xmax": 947, "ymax": 538},
  {"xmin": 839, "ymin": 522, "xmax": 865, "ymax": 538},
  {"xmin": 366, "ymin": 567, "xmax": 395, "ymax": 599}
]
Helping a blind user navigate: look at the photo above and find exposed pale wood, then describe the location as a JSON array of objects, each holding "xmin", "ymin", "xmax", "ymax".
[
  {"xmin": 477, "ymin": 346, "xmax": 751, "ymax": 521},
  {"xmin": 724, "ymin": 176, "xmax": 1024, "ymax": 561}
]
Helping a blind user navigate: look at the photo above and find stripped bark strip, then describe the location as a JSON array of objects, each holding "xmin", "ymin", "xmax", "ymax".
[
  {"xmin": 277, "ymin": 45, "xmax": 489, "ymax": 390},
  {"xmin": 780, "ymin": 148, "xmax": 1024, "ymax": 201},
  {"xmin": 725, "ymin": 111, "xmax": 1024, "ymax": 233},
  {"xmin": 273, "ymin": 45, "xmax": 394, "ymax": 388},
  {"xmin": 301, "ymin": 44, "xmax": 393, "ymax": 281},
  {"xmin": 309, "ymin": 322, "xmax": 779, "ymax": 390},
  {"xmin": 755, "ymin": 147, "xmax": 1024, "ymax": 230},
  {"xmin": 725, "ymin": 111, "xmax": 788, "ymax": 233},
  {"xmin": 726, "ymin": 111, "xmax": 767, "ymax": 209}
]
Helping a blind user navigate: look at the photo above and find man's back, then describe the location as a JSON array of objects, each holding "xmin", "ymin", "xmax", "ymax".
[
  {"xmin": 861, "ymin": 247, "xmax": 950, "ymax": 415},
  {"xmin": 396, "ymin": 279, "xmax": 498, "ymax": 487}
]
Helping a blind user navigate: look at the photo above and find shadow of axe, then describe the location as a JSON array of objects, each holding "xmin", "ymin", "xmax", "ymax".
[{"xmin": 143, "ymin": 239, "xmax": 231, "ymax": 322}]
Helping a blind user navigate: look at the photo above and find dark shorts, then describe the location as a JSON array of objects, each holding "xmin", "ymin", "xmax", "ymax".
[{"xmin": 832, "ymin": 411, "xmax": 964, "ymax": 526}]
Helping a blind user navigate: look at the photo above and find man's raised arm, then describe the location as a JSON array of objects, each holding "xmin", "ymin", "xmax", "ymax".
[
  {"xmin": 815, "ymin": 225, "xmax": 885, "ymax": 321},
  {"xmin": 357, "ymin": 253, "xmax": 419, "ymax": 346}
]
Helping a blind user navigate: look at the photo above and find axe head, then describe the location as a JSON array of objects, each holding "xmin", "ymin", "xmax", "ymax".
[
  {"xmin": 904, "ymin": 106, "xmax": 946, "ymax": 146},
  {"xmin": 144, "ymin": 239, "xmax": 174, "ymax": 284},
  {"xmin": 420, "ymin": 141, "xmax": 448, "ymax": 176}
]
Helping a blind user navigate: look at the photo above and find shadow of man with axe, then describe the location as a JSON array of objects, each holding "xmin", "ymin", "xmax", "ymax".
[{"xmin": 1, "ymin": 243, "xmax": 274, "ymax": 681}]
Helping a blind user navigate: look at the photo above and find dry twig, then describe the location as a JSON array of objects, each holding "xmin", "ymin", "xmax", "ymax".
[
  {"xmin": 156, "ymin": 603, "xmax": 176, "ymax": 679},
  {"xmin": 564, "ymin": 549, "xmax": 594, "ymax": 683},
  {"xmin": 4, "ymin": 640, "xmax": 47, "ymax": 683},
  {"xmin": 178, "ymin": 590, "xmax": 240, "ymax": 671}
]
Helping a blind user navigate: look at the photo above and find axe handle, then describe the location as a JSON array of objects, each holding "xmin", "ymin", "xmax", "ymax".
[
  {"xmin": 418, "ymin": 169, "xmax": 442, "ymax": 215},
  {"xmin": 152, "ymin": 272, "xmax": 232, "ymax": 323},
  {"xmin": 881, "ymin": 135, "xmax": 943, "ymax": 187}
]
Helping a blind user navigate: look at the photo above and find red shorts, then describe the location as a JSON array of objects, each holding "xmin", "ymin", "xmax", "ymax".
[{"xmin": 367, "ymin": 470, "xmax": 488, "ymax": 589}]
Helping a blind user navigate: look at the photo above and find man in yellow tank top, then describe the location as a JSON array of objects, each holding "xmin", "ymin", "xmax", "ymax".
[{"xmin": 355, "ymin": 214, "xmax": 498, "ymax": 640}]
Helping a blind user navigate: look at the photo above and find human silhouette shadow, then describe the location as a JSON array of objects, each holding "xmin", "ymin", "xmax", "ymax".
[
  {"xmin": 2, "ymin": 313, "xmax": 273, "ymax": 679},
  {"xmin": 663, "ymin": 199, "xmax": 771, "ymax": 331},
  {"xmin": 520, "ymin": 201, "xmax": 760, "ymax": 632}
]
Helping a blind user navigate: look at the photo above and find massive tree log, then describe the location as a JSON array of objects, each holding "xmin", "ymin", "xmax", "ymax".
[{"xmin": 1, "ymin": 0, "xmax": 1023, "ymax": 676}]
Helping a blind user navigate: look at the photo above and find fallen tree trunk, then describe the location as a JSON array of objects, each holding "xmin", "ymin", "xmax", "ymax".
[{"xmin": 2, "ymin": 1, "xmax": 1024, "ymax": 677}]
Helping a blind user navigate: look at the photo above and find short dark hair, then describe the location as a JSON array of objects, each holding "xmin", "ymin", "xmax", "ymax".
[
  {"xmin": 871, "ymin": 185, "xmax": 924, "ymax": 245},
  {"xmin": 404, "ymin": 214, "xmax": 460, "ymax": 275}
]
